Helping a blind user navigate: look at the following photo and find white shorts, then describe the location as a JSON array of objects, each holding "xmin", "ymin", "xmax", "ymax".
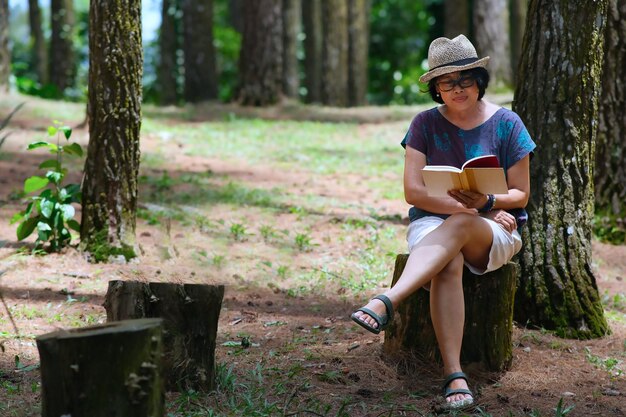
[{"xmin": 406, "ymin": 215, "xmax": 522, "ymax": 275}]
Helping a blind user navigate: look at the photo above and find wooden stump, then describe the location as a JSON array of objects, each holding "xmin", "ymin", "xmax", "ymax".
[
  {"xmin": 36, "ymin": 318, "xmax": 164, "ymax": 417},
  {"xmin": 104, "ymin": 281, "xmax": 225, "ymax": 391},
  {"xmin": 384, "ymin": 254, "xmax": 518, "ymax": 372}
]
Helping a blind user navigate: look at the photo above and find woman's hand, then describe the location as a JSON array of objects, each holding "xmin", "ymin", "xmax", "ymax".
[
  {"xmin": 484, "ymin": 209, "xmax": 517, "ymax": 233},
  {"xmin": 448, "ymin": 190, "xmax": 488, "ymax": 210}
]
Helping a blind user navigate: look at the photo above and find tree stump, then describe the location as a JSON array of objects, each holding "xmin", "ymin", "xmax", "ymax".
[
  {"xmin": 36, "ymin": 318, "xmax": 164, "ymax": 417},
  {"xmin": 384, "ymin": 254, "xmax": 518, "ymax": 372},
  {"xmin": 104, "ymin": 281, "xmax": 225, "ymax": 391}
]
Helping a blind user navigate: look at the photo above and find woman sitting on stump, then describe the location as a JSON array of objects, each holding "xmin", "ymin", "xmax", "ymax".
[{"xmin": 351, "ymin": 35, "xmax": 536, "ymax": 410}]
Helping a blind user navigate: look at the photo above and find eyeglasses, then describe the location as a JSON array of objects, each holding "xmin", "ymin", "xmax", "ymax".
[{"xmin": 437, "ymin": 76, "xmax": 475, "ymax": 92}]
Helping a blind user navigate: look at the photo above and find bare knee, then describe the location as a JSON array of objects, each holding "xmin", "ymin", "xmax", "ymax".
[{"xmin": 435, "ymin": 253, "xmax": 464, "ymax": 284}]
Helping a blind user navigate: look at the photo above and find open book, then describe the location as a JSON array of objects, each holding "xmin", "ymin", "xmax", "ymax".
[{"xmin": 421, "ymin": 155, "xmax": 509, "ymax": 197}]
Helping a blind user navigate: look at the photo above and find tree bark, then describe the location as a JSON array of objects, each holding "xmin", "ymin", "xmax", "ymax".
[
  {"xmin": 228, "ymin": 0, "xmax": 244, "ymax": 33},
  {"xmin": 384, "ymin": 255, "xmax": 517, "ymax": 372},
  {"xmin": 50, "ymin": 0, "xmax": 76, "ymax": 93},
  {"xmin": 444, "ymin": 0, "xmax": 469, "ymax": 39},
  {"xmin": 182, "ymin": 0, "xmax": 218, "ymax": 102},
  {"xmin": 81, "ymin": 0, "xmax": 143, "ymax": 258},
  {"xmin": 348, "ymin": 0, "xmax": 370, "ymax": 106},
  {"xmin": 509, "ymin": 0, "xmax": 527, "ymax": 85},
  {"xmin": 302, "ymin": 0, "xmax": 322, "ymax": 103},
  {"xmin": 321, "ymin": 0, "xmax": 349, "ymax": 107},
  {"xmin": 282, "ymin": 0, "xmax": 300, "ymax": 98},
  {"xmin": 28, "ymin": 0, "xmax": 48, "ymax": 85},
  {"xmin": 238, "ymin": 0, "xmax": 283, "ymax": 106},
  {"xmin": 513, "ymin": 0, "xmax": 609, "ymax": 339},
  {"xmin": 595, "ymin": 0, "xmax": 626, "ymax": 231},
  {"xmin": 159, "ymin": 0, "xmax": 179, "ymax": 105},
  {"xmin": 473, "ymin": 0, "xmax": 512, "ymax": 86},
  {"xmin": 0, "ymin": 0, "xmax": 9, "ymax": 92},
  {"xmin": 37, "ymin": 318, "xmax": 164, "ymax": 417},
  {"xmin": 104, "ymin": 281, "xmax": 225, "ymax": 392}
]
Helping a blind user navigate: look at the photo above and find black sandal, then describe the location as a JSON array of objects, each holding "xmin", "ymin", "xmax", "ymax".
[
  {"xmin": 442, "ymin": 371, "xmax": 474, "ymax": 410},
  {"xmin": 350, "ymin": 294, "xmax": 394, "ymax": 335}
]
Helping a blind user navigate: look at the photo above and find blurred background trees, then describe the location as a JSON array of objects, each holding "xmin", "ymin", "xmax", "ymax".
[{"xmin": 4, "ymin": 0, "xmax": 532, "ymax": 107}]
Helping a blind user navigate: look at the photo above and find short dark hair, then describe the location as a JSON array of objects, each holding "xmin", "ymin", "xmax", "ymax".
[{"xmin": 427, "ymin": 67, "xmax": 490, "ymax": 104}]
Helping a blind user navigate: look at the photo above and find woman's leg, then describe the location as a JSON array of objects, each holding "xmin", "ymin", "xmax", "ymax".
[
  {"xmin": 353, "ymin": 213, "xmax": 493, "ymax": 329},
  {"xmin": 430, "ymin": 252, "xmax": 472, "ymax": 404}
]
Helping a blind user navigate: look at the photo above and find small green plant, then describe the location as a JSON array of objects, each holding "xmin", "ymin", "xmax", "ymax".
[
  {"xmin": 259, "ymin": 224, "xmax": 277, "ymax": 242},
  {"xmin": 11, "ymin": 122, "xmax": 82, "ymax": 251},
  {"xmin": 553, "ymin": 398, "xmax": 575, "ymax": 416},
  {"xmin": 295, "ymin": 232, "xmax": 313, "ymax": 251},
  {"xmin": 230, "ymin": 222, "xmax": 247, "ymax": 241},
  {"xmin": 277, "ymin": 265, "xmax": 288, "ymax": 279}
]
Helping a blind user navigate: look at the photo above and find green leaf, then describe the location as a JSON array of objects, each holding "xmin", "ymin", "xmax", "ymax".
[
  {"xmin": 63, "ymin": 143, "xmax": 83, "ymax": 156},
  {"xmin": 40, "ymin": 199, "xmax": 54, "ymax": 218},
  {"xmin": 60, "ymin": 204, "xmax": 75, "ymax": 221},
  {"xmin": 60, "ymin": 126, "xmax": 72, "ymax": 139},
  {"xmin": 47, "ymin": 126, "xmax": 57, "ymax": 136},
  {"xmin": 27, "ymin": 141, "xmax": 53, "ymax": 150},
  {"xmin": 17, "ymin": 217, "xmax": 38, "ymax": 240},
  {"xmin": 24, "ymin": 176, "xmax": 49, "ymax": 193},
  {"xmin": 46, "ymin": 171, "xmax": 63, "ymax": 185},
  {"xmin": 10, "ymin": 212, "xmax": 23, "ymax": 225},
  {"xmin": 38, "ymin": 159, "xmax": 61, "ymax": 170},
  {"xmin": 37, "ymin": 222, "xmax": 52, "ymax": 232},
  {"xmin": 67, "ymin": 219, "xmax": 81, "ymax": 232}
]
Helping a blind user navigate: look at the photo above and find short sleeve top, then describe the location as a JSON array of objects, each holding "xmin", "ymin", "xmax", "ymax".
[{"xmin": 401, "ymin": 107, "xmax": 536, "ymax": 223}]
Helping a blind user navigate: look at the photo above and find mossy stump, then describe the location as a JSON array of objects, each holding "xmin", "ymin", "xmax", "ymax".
[
  {"xmin": 383, "ymin": 254, "xmax": 518, "ymax": 372},
  {"xmin": 37, "ymin": 318, "xmax": 164, "ymax": 417},
  {"xmin": 104, "ymin": 281, "xmax": 225, "ymax": 391}
]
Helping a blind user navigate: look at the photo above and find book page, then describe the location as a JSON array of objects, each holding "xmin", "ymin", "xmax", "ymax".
[
  {"xmin": 463, "ymin": 168, "xmax": 509, "ymax": 194},
  {"xmin": 422, "ymin": 170, "xmax": 464, "ymax": 197}
]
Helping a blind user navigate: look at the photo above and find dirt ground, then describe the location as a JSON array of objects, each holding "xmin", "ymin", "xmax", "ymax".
[{"xmin": 0, "ymin": 96, "xmax": 624, "ymax": 417}]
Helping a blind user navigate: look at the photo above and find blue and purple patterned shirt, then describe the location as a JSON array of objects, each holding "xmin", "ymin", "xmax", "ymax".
[{"xmin": 401, "ymin": 106, "xmax": 536, "ymax": 224}]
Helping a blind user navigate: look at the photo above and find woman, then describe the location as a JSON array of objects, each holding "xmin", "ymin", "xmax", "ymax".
[{"xmin": 351, "ymin": 35, "xmax": 536, "ymax": 409}]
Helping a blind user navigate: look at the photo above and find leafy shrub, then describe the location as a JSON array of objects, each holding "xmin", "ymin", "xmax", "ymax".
[{"xmin": 11, "ymin": 123, "xmax": 83, "ymax": 251}]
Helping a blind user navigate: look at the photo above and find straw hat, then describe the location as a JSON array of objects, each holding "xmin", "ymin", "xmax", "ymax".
[{"xmin": 419, "ymin": 35, "xmax": 490, "ymax": 83}]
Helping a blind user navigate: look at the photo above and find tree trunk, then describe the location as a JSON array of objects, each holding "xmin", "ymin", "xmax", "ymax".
[
  {"xmin": 182, "ymin": 0, "xmax": 218, "ymax": 102},
  {"xmin": 104, "ymin": 281, "xmax": 225, "ymax": 392},
  {"xmin": 50, "ymin": 0, "xmax": 76, "ymax": 94},
  {"xmin": 37, "ymin": 318, "xmax": 164, "ymax": 417},
  {"xmin": 282, "ymin": 0, "xmax": 300, "ymax": 98},
  {"xmin": 513, "ymin": 0, "xmax": 609, "ymax": 339},
  {"xmin": 159, "ymin": 0, "xmax": 179, "ymax": 105},
  {"xmin": 384, "ymin": 255, "xmax": 517, "ymax": 372},
  {"xmin": 28, "ymin": 0, "xmax": 48, "ymax": 85},
  {"xmin": 509, "ymin": 0, "xmax": 527, "ymax": 85},
  {"xmin": 321, "ymin": 0, "xmax": 349, "ymax": 107},
  {"xmin": 238, "ymin": 0, "xmax": 283, "ymax": 106},
  {"xmin": 228, "ymin": 0, "xmax": 244, "ymax": 33},
  {"xmin": 0, "ymin": 0, "xmax": 9, "ymax": 92},
  {"xmin": 444, "ymin": 0, "xmax": 469, "ymax": 39},
  {"xmin": 302, "ymin": 0, "xmax": 322, "ymax": 103},
  {"xmin": 81, "ymin": 0, "xmax": 143, "ymax": 259},
  {"xmin": 348, "ymin": 0, "xmax": 370, "ymax": 106},
  {"xmin": 595, "ymin": 0, "xmax": 626, "ymax": 233},
  {"xmin": 473, "ymin": 0, "xmax": 511, "ymax": 86}
]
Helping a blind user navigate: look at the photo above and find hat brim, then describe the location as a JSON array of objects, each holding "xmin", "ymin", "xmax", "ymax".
[{"xmin": 419, "ymin": 57, "xmax": 490, "ymax": 83}]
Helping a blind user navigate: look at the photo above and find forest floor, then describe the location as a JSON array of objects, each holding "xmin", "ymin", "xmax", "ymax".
[{"xmin": 0, "ymin": 93, "xmax": 624, "ymax": 417}]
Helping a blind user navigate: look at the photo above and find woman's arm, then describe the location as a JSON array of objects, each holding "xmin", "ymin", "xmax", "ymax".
[
  {"xmin": 492, "ymin": 154, "xmax": 531, "ymax": 210},
  {"xmin": 403, "ymin": 146, "xmax": 476, "ymax": 215}
]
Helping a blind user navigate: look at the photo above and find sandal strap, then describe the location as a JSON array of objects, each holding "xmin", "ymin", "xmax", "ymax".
[
  {"xmin": 354, "ymin": 307, "xmax": 386, "ymax": 327},
  {"xmin": 372, "ymin": 294, "xmax": 394, "ymax": 320},
  {"xmin": 444, "ymin": 388, "xmax": 473, "ymax": 398},
  {"xmin": 442, "ymin": 371, "xmax": 468, "ymax": 389}
]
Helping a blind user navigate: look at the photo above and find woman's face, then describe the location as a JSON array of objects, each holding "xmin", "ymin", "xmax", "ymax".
[{"xmin": 435, "ymin": 71, "xmax": 479, "ymax": 111}]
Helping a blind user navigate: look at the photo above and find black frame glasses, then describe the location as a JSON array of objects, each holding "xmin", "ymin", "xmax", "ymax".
[{"xmin": 437, "ymin": 76, "xmax": 475, "ymax": 92}]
